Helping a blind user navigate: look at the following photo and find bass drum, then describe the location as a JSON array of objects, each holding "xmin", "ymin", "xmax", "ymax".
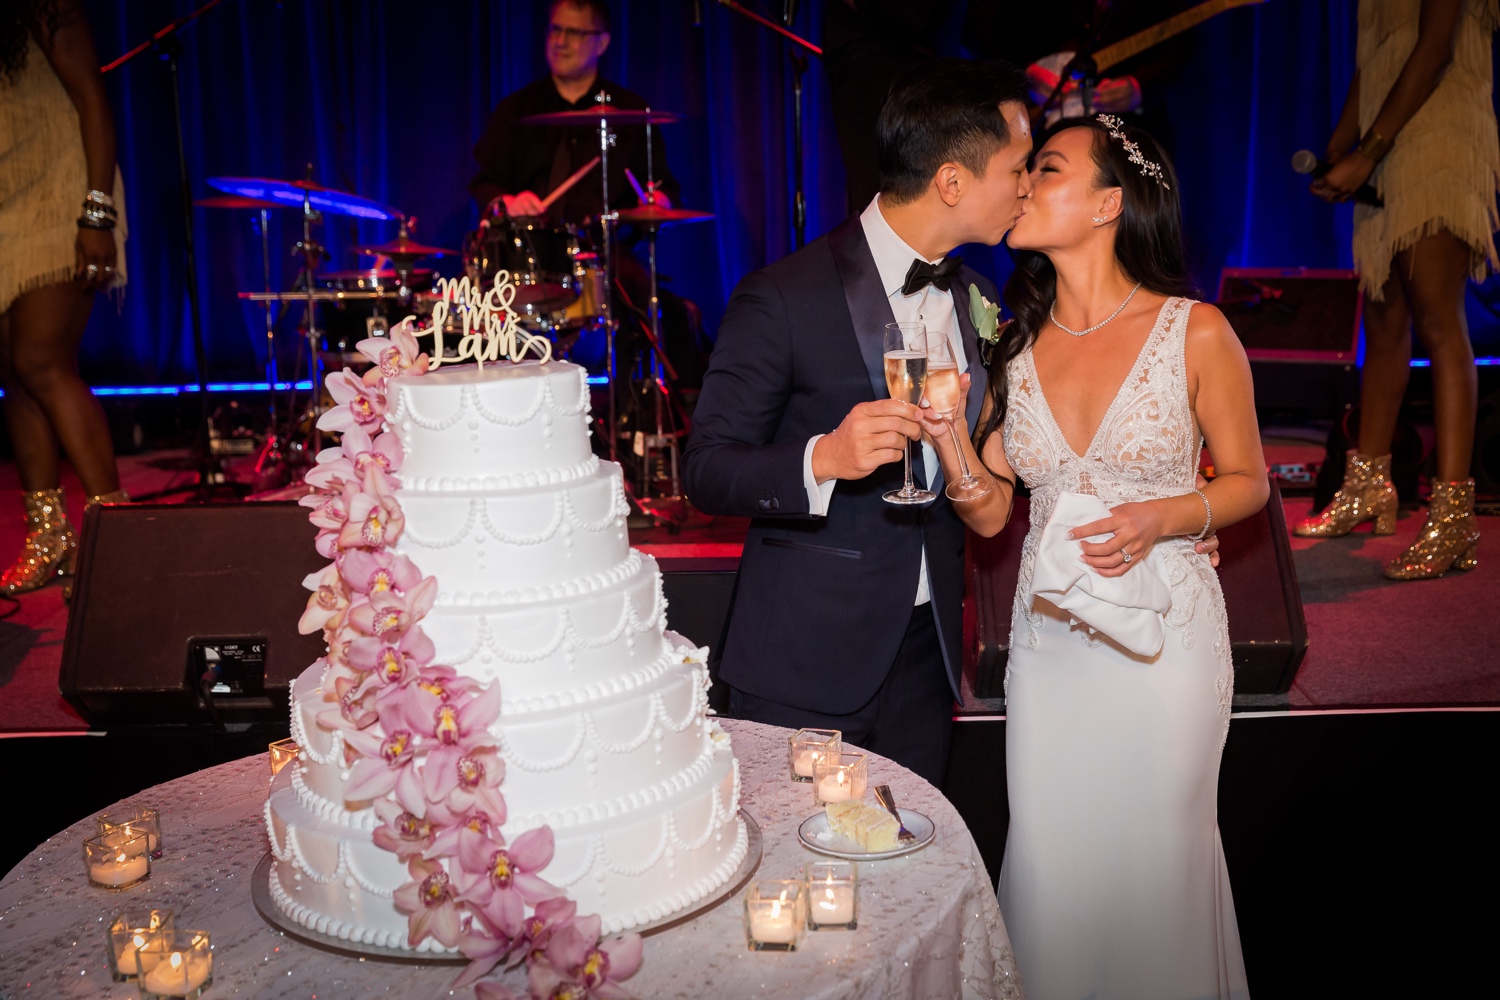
[{"xmin": 464, "ymin": 219, "xmax": 580, "ymax": 316}]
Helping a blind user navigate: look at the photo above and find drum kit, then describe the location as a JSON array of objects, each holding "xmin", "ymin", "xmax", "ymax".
[{"xmin": 200, "ymin": 96, "xmax": 708, "ymax": 516}]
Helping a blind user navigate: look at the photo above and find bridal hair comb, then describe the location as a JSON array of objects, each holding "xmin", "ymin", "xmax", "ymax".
[{"xmin": 1095, "ymin": 114, "xmax": 1170, "ymax": 191}]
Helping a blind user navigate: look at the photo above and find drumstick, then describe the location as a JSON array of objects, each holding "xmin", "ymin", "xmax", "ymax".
[{"xmin": 539, "ymin": 156, "xmax": 601, "ymax": 212}]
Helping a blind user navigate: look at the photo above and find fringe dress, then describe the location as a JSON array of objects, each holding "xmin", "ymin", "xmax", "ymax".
[
  {"xmin": 0, "ymin": 35, "xmax": 126, "ymax": 314},
  {"xmin": 1353, "ymin": 0, "xmax": 1500, "ymax": 299}
]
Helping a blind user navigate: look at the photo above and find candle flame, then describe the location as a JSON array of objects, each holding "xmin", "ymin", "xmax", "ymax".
[
  {"xmin": 169, "ymin": 952, "xmax": 183, "ymax": 970},
  {"xmin": 133, "ymin": 934, "xmax": 145, "ymax": 948},
  {"xmin": 115, "ymin": 852, "xmax": 126, "ymax": 863},
  {"xmin": 825, "ymin": 886, "xmax": 836, "ymax": 900},
  {"xmin": 770, "ymin": 899, "xmax": 781, "ymax": 919},
  {"xmin": 837, "ymin": 770, "xmax": 846, "ymax": 786}
]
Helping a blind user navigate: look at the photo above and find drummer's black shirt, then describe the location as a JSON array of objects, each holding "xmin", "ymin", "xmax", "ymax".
[{"xmin": 470, "ymin": 76, "xmax": 680, "ymax": 223}]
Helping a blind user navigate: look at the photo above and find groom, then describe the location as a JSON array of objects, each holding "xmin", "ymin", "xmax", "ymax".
[{"xmin": 682, "ymin": 60, "xmax": 1033, "ymax": 785}]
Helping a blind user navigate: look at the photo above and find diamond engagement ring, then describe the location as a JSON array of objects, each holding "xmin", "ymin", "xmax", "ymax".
[{"xmin": 1122, "ymin": 552, "xmax": 1132, "ymax": 564}]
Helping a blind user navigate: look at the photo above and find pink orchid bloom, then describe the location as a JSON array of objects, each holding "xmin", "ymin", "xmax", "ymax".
[
  {"xmin": 301, "ymin": 485, "xmax": 353, "ymax": 530},
  {"xmin": 456, "ymin": 826, "xmax": 562, "ymax": 935},
  {"xmin": 451, "ymin": 912, "xmax": 524, "ymax": 992},
  {"xmin": 340, "ymin": 549, "xmax": 423, "ymax": 597},
  {"xmin": 314, "ymin": 673, "xmax": 380, "ymax": 732},
  {"xmin": 343, "ymin": 727, "xmax": 425, "ymax": 812},
  {"xmin": 425, "ymin": 805, "xmax": 501, "ymax": 860},
  {"xmin": 348, "ymin": 628, "xmax": 436, "ymax": 692},
  {"xmin": 298, "ymin": 563, "xmax": 348, "ymax": 635},
  {"xmin": 348, "ymin": 576, "xmax": 437, "ymax": 642},
  {"xmin": 358, "ymin": 318, "xmax": 430, "ymax": 385},
  {"xmin": 393, "ymin": 855, "xmax": 463, "ymax": 949},
  {"xmin": 318, "ymin": 368, "xmax": 388, "ymax": 432},
  {"xmin": 410, "ymin": 680, "xmax": 502, "ymax": 797},
  {"xmin": 340, "ymin": 425, "xmax": 404, "ymax": 477},
  {"xmin": 371, "ymin": 798, "xmax": 437, "ymax": 860},
  {"xmin": 338, "ymin": 467, "xmax": 407, "ymax": 550},
  {"xmin": 537, "ymin": 914, "xmax": 643, "ymax": 1000},
  {"xmin": 424, "ymin": 746, "xmax": 508, "ymax": 826}
]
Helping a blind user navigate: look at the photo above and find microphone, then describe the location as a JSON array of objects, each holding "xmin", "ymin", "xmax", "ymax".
[{"xmin": 1292, "ymin": 149, "xmax": 1383, "ymax": 207}]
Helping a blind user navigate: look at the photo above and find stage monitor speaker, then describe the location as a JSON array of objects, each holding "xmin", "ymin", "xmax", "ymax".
[
  {"xmin": 971, "ymin": 479, "xmax": 1308, "ymax": 700},
  {"xmin": 60, "ymin": 502, "xmax": 327, "ymax": 727},
  {"xmin": 1218, "ymin": 267, "xmax": 1362, "ymax": 417}
]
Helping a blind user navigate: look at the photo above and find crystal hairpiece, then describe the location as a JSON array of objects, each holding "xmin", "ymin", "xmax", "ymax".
[{"xmin": 1095, "ymin": 114, "xmax": 1170, "ymax": 190}]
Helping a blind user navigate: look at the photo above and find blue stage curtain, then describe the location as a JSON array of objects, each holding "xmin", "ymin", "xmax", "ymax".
[{"xmin": 80, "ymin": 0, "xmax": 1404, "ymax": 383}]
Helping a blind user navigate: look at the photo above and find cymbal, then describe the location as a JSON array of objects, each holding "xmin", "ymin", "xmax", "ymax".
[
  {"xmin": 616, "ymin": 205, "xmax": 715, "ymax": 228},
  {"xmin": 195, "ymin": 195, "xmax": 282, "ymax": 210},
  {"xmin": 519, "ymin": 108, "xmax": 682, "ymax": 127},
  {"xmin": 207, "ymin": 176, "xmax": 401, "ymax": 221},
  {"xmin": 320, "ymin": 268, "xmax": 433, "ymax": 282},
  {"xmin": 352, "ymin": 235, "xmax": 458, "ymax": 259}
]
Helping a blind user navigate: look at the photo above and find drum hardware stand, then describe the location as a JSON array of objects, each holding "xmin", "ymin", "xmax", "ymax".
[
  {"xmin": 592, "ymin": 89, "xmax": 622, "ymax": 465},
  {"xmin": 295, "ymin": 166, "xmax": 329, "ymax": 454}
]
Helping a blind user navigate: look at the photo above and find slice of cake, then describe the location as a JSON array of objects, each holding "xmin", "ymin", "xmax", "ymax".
[{"xmin": 825, "ymin": 800, "xmax": 900, "ymax": 852}]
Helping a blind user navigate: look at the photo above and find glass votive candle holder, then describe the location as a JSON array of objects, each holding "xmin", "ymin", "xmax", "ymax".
[
  {"xmin": 812, "ymin": 751, "xmax": 868, "ymax": 805},
  {"xmin": 84, "ymin": 830, "xmax": 151, "ymax": 890},
  {"xmin": 743, "ymin": 880, "xmax": 806, "ymax": 952},
  {"xmin": 99, "ymin": 807, "xmax": 162, "ymax": 860},
  {"xmin": 136, "ymin": 929, "xmax": 213, "ymax": 999},
  {"xmin": 787, "ymin": 728, "xmax": 841, "ymax": 783},
  {"xmin": 107, "ymin": 909, "xmax": 173, "ymax": 981},
  {"xmin": 804, "ymin": 860, "xmax": 858, "ymax": 930},
  {"xmin": 267, "ymin": 738, "xmax": 300, "ymax": 776}
]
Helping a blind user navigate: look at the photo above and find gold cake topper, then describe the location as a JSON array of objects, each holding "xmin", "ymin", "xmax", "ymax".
[{"xmin": 415, "ymin": 272, "xmax": 553, "ymax": 370}]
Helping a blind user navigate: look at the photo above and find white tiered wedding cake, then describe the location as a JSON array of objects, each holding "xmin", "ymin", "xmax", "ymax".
[{"xmin": 264, "ymin": 351, "xmax": 745, "ymax": 954}]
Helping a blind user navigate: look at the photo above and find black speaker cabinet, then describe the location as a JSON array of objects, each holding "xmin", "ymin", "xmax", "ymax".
[
  {"xmin": 971, "ymin": 479, "xmax": 1308, "ymax": 700},
  {"xmin": 60, "ymin": 502, "xmax": 328, "ymax": 726},
  {"xmin": 659, "ymin": 557, "xmax": 740, "ymax": 714}
]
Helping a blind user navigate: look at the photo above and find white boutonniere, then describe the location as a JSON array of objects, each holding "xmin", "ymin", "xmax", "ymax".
[{"xmin": 968, "ymin": 284, "xmax": 1001, "ymax": 344}]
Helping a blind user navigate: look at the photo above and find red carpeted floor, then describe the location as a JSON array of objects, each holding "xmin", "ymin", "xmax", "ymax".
[{"xmin": 1, "ymin": 448, "xmax": 1497, "ymax": 733}]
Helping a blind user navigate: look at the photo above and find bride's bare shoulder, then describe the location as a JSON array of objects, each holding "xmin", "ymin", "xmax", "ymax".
[{"xmin": 1182, "ymin": 302, "xmax": 1251, "ymax": 380}]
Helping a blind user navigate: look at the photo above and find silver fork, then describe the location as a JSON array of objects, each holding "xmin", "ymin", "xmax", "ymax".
[{"xmin": 874, "ymin": 784, "xmax": 917, "ymax": 843}]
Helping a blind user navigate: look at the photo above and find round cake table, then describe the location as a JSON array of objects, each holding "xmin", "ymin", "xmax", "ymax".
[{"xmin": 0, "ymin": 719, "xmax": 1022, "ymax": 998}]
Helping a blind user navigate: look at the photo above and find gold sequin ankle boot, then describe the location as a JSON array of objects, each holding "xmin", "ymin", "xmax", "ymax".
[
  {"xmin": 0, "ymin": 488, "xmax": 76, "ymax": 595},
  {"xmin": 1384, "ymin": 478, "xmax": 1479, "ymax": 581},
  {"xmin": 61, "ymin": 489, "xmax": 130, "ymax": 603},
  {"xmin": 1294, "ymin": 450, "xmax": 1397, "ymax": 537}
]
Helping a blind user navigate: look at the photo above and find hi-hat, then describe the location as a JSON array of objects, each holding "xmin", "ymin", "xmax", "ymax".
[
  {"xmin": 195, "ymin": 195, "xmax": 282, "ymax": 210},
  {"xmin": 616, "ymin": 205, "xmax": 715, "ymax": 228},
  {"xmin": 207, "ymin": 176, "xmax": 401, "ymax": 221},
  {"xmin": 352, "ymin": 235, "xmax": 457, "ymax": 259},
  {"xmin": 519, "ymin": 108, "xmax": 682, "ymax": 127}
]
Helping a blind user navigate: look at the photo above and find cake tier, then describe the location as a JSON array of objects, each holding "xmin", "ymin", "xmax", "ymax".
[
  {"xmin": 266, "ymin": 731, "xmax": 744, "ymax": 946},
  {"xmin": 395, "ymin": 463, "xmax": 630, "ymax": 599},
  {"xmin": 389, "ymin": 360, "xmax": 592, "ymax": 490}
]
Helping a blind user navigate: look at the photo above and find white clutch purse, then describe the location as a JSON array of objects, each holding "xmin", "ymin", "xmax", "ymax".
[{"xmin": 1028, "ymin": 491, "xmax": 1173, "ymax": 657}]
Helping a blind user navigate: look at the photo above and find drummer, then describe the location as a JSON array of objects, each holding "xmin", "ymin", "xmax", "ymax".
[{"xmin": 469, "ymin": 0, "xmax": 679, "ymax": 221}]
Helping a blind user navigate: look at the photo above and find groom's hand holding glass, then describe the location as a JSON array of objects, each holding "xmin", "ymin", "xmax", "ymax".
[{"xmin": 809, "ymin": 401, "xmax": 924, "ymax": 483}]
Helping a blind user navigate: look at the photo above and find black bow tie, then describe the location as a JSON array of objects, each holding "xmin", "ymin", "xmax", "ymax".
[{"xmin": 901, "ymin": 255, "xmax": 963, "ymax": 296}]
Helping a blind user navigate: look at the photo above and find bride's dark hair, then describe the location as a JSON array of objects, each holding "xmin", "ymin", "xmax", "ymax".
[{"xmin": 975, "ymin": 117, "xmax": 1194, "ymax": 454}]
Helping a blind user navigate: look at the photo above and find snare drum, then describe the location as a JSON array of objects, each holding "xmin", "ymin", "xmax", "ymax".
[{"xmin": 465, "ymin": 220, "xmax": 580, "ymax": 314}]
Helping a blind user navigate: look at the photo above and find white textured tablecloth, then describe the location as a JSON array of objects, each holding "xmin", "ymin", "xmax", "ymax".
[{"xmin": 0, "ymin": 719, "xmax": 1022, "ymax": 999}]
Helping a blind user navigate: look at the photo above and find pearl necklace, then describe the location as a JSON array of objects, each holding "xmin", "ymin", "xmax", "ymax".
[{"xmin": 1049, "ymin": 283, "xmax": 1142, "ymax": 337}]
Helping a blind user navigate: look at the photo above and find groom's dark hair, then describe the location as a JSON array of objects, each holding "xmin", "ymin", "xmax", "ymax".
[{"xmin": 877, "ymin": 59, "xmax": 1031, "ymax": 205}]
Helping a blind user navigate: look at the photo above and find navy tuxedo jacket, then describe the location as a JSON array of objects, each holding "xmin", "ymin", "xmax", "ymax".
[{"xmin": 682, "ymin": 215, "xmax": 994, "ymax": 714}]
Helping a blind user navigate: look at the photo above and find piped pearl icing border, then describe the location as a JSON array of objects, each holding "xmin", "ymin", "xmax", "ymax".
[
  {"xmin": 402, "ymin": 473, "xmax": 627, "ymax": 549},
  {"xmin": 439, "ymin": 551, "xmax": 642, "ymax": 607},
  {"xmin": 268, "ymin": 861, "xmax": 456, "ymax": 953},
  {"xmin": 392, "ymin": 370, "xmax": 588, "ymax": 432},
  {"xmin": 399, "ymin": 455, "xmax": 599, "ymax": 493}
]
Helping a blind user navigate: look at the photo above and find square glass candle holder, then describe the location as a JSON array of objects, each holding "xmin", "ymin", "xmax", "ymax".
[
  {"xmin": 804, "ymin": 860, "xmax": 858, "ymax": 930},
  {"xmin": 743, "ymin": 880, "xmax": 807, "ymax": 952},
  {"xmin": 107, "ymin": 909, "xmax": 174, "ymax": 981},
  {"xmin": 267, "ymin": 738, "xmax": 300, "ymax": 776},
  {"xmin": 84, "ymin": 830, "xmax": 151, "ymax": 890},
  {"xmin": 136, "ymin": 929, "xmax": 213, "ymax": 999},
  {"xmin": 99, "ymin": 807, "xmax": 162, "ymax": 860},
  {"xmin": 812, "ymin": 751, "xmax": 868, "ymax": 805},
  {"xmin": 787, "ymin": 728, "xmax": 841, "ymax": 783}
]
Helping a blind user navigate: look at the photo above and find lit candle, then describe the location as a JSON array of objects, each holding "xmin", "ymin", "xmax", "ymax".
[
  {"xmin": 787, "ymin": 729, "xmax": 841, "ymax": 783},
  {"xmin": 794, "ymin": 748, "xmax": 824, "ymax": 778},
  {"xmin": 117, "ymin": 930, "xmax": 149, "ymax": 973},
  {"xmin": 748, "ymin": 890, "xmax": 799, "ymax": 944},
  {"xmin": 141, "ymin": 949, "xmax": 211, "ymax": 996},
  {"xmin": 90, "ymin": 849, "xmax": 149, "ymax": 887},
  {"xmin": 813, "ymin": 878, "xmax": 855, "ymax": 925},
  {"xmin": 816, "ymin": 769, "xmax": 853, "ymax": 803}
]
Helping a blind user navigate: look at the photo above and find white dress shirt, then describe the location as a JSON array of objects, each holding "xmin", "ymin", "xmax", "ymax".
[{"xmin": 801, "ymin": 195, "xmax": 970, "ymax": 606}]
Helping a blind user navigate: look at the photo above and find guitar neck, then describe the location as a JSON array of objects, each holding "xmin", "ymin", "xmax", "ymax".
[{"xmin": 1092, "ymin": 0, "xmax": 1265, "ymax": 75}]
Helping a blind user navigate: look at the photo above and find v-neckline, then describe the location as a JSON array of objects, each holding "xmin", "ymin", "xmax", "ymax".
[{"xmin": 1026, "ymin": 297, "xmax": 1174, "ymax": 460}]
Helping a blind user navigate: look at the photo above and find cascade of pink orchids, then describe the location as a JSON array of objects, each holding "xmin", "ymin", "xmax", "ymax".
[{"xmin": 296, "ymin": 324, "xmax": 643, "ymax": 998}]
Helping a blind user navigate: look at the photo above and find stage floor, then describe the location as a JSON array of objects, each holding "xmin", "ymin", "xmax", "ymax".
[{"xmin": 1, "ymin": 446, "xmax": 1496, "ymax": 733}]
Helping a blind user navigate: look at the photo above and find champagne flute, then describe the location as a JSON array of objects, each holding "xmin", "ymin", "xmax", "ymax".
[
  {"xmin": 925, "ymin": 335, "xmax": 992, "ymax": 502},
  {"xmin": 882, "ymin": 322, "xmax": 935, "ymax": 505}
]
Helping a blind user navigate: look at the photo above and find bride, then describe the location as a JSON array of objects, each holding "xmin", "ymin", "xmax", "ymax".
[{"xmin": 923, "ymin": 115, "xmax": 1264, "ymax": 999}]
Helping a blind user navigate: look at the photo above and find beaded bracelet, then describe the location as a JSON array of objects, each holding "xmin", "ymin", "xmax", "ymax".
[
  {"xmin": 84, "ymin": 188, "xmax": 116, "ymax": 209},
  {"xmin": 77, "ymin": 212, "xmax": 116, "ymax": 230},
  {"xmin": 1190, "ymin": 488, "xmax": 1213, "ymax": 541}
]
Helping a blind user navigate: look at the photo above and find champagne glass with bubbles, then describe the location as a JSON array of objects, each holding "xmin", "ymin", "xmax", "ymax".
[
  {"xmin": 924, "ymin": 334, "xmax": 992, "ymax": 502},
  {"xmin": 882, "ymin": 322, "xmax": 936, "ymax": 505}
]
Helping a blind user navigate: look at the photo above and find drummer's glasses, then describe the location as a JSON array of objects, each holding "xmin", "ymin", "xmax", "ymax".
[{"xmin": 548, "ymin": 24, "xmax": 605, "ymax": 44}]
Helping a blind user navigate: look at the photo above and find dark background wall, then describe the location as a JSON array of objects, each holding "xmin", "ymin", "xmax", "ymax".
[{"xmin": 77, "ymin": 0, "xmax": 1498, "ymax": 386}]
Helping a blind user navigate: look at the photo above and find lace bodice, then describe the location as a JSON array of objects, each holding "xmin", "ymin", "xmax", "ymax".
[{"xmin": 1002, "ymin": 297, "xmax": 1232, "ymax": 716}]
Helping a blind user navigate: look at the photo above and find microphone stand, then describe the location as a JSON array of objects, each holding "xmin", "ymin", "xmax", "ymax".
[
  {"xmin": 707, "ymin": 0, "xmax": 821, "ymax": 248},
  {"xmin": 104, "ymin": 0, "xmax": 245, "ymax": 500}
]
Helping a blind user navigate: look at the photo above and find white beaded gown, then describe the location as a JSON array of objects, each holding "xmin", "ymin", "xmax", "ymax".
[{"xmin": 997, "ymin": 297, "xmax": 1251, "ymax": 1000}]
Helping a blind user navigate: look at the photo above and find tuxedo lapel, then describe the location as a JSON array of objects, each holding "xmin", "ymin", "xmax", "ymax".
[{"xmin": 829, "ymin": 217, "xmax": 897, "ymax": 404}]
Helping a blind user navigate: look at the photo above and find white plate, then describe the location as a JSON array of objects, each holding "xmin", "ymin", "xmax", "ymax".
[{"xmin": 797, "ymin": 807, "xmax": 935, "ymax": 860}]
